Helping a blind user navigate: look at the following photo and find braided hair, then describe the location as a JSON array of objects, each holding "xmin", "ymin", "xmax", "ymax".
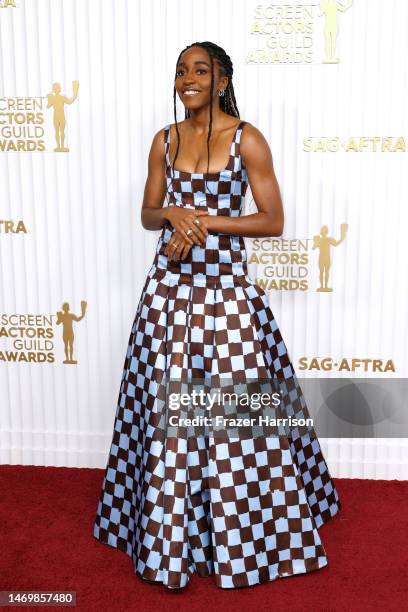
[{"xmin": 169, "ymin": 41, "xmax": 240, "ymax": 198}]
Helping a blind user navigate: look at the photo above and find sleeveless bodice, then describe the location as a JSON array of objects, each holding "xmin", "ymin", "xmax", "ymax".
[{"xmin": 149, "ymin": 120, "xmax": 250, "ymax": 285}]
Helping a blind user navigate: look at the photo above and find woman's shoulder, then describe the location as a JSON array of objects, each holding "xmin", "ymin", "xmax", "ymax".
[
  {"xmin": 239, "ymin": 120, "xmax": 261, "ymax": 136},
  {"xmin": 239, "ymin": 121, "xmax": 273, "ymax": 166},
  {"xmin": 239, "ymin": 121, "xmax": 268, "ymax": 145}
]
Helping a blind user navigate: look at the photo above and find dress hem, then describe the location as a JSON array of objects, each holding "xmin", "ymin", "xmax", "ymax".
[{"xmin": 93, "ymin": 504, "xmax": 340, "ymax": 591}]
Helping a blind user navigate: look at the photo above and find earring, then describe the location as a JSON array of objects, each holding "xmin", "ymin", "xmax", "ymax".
[{"xmin": 218, "ymin": 89, "xmax": 225, "ymax": 96}]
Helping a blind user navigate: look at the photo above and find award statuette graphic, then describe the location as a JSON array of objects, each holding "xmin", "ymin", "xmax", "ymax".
[
  {"xmin": 0, "ymin": 0, "xmax": 17, "ymax": 9},
  {"xmin": 46, "ymin": 80, "xmax": 79, "ymax": 152},
  {"xmin": 56, "ymin": 300, "xmax": 87, "ymax": 364},
  {"xmin": 312, "ymin": 223, "xmax": 348, "ymax": 292},
  {"xmin": 319, "ymin": 0, "xmax": 353, "ymax": 64}
]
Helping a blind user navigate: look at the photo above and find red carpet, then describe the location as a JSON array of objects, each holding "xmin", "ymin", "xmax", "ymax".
[{"xmin": 0, "ymin": 466, "xmax": 407, "ymax": 612}]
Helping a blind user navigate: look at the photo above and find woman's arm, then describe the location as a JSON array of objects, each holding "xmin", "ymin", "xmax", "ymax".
[
  {"xmin": 140, "ymin": 128, "xmax": 169, "ymax": 231},
  {"xmin": 200, "ymin": 123, "xmax": 284, "ymax": 238}
]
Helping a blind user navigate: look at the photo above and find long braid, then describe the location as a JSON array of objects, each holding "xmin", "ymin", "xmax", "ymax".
[
  {"xmin": 167, "ymin": 41, "xmax": 240, "ymax": 202},
  {"xmin": 207, "ymin": 48, "xmax": 214, "ymax": 179}
]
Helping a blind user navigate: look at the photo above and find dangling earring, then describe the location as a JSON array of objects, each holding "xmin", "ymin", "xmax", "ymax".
[{"xmin": 218, "ymin": 89, "xmax": 225, "ymax": 96}]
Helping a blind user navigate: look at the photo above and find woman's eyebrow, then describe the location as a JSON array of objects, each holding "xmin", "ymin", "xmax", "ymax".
[{"xmin": 177, "ymin": 60, "xmax": 211, "ymax": 68}]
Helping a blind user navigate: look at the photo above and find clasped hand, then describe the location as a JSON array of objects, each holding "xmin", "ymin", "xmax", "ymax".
[{"xmin": 164, "ymin": 206, "xmax": 210, "ymax": 262}]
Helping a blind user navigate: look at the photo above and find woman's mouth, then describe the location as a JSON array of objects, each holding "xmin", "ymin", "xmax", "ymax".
[{"xmin": 183, "ymin": 90, "xmax": 201, "ymax": 97}]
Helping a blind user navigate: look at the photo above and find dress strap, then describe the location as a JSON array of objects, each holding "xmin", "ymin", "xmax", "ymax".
[
  {"xmin": 164, "ymin": 124, "xmax": 171, "ymax": 167},
  {"xmin": 235, "ymin": 120, "xmax": 246, "ymax": 142},
  {"xmin": 231, "ymin": 120, "xmax": 247, "ymax": 171},
  {"xmin": 233, "ymin": 120, "xmax": 247, "ymax": 147}
]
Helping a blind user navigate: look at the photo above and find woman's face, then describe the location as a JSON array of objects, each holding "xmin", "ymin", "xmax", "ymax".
[{"xmin": 175, "ymin": 46, "xmax": 228, "ymax": 112}]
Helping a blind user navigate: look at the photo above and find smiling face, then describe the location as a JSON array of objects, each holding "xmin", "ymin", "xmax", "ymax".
[{"xmin": 175, "ymin": 45, "xmax": 229, "ymax": 113}]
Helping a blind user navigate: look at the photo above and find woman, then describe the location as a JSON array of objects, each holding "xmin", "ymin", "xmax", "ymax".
[{"xmin": 93, "ymin": 41, "xmax": 341, "ymax": 590}]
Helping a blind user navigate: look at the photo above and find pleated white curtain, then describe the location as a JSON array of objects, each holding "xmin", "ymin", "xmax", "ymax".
[{"xmin": 0, "ymin": 0, "xmax": 407, "ymax": 477}]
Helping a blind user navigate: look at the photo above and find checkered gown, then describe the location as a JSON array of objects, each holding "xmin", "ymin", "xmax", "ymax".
[{"xmin": 93, "ymin": 120, "xmax": 341, "ymax": 590}]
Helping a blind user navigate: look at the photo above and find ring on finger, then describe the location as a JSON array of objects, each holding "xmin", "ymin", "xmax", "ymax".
[{"xmin": 185, "ymin": 228, "xmax": 193, "ymax": 236}]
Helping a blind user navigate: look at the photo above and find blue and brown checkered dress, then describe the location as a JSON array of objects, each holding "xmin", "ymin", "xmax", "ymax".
[{"xmin": 93, "ymin": 120, "xmax": 341, "ymax": 590}]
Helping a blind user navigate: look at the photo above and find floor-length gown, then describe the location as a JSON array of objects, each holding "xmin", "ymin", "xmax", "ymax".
[{"xmin": 93, "ymin": 120, "xmax": 341, "ymax": 590}]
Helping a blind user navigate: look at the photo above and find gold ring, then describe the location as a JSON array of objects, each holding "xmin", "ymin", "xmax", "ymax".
[{"xmin": 193, "ymin": 218, "xmax": 201, "ymax": 225}]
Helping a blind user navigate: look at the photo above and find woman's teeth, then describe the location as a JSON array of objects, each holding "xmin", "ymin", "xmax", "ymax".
[{"xmin": 184, "ymin": 90, "xmax": 200, "ymax": 96}]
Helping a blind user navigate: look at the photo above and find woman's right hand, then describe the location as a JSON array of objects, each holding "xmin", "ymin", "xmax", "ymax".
[
  {"xmin": 164, "ymin": 206, "xmax": 209, "ymax": 246},
  {"xmin": 164, "ymin": 229, "xmax": 193, "ymax": 262}
]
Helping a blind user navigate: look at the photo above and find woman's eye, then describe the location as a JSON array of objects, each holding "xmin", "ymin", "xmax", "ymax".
[{"xmin": 176, "ymin": 68, "xmax": 206, "ymax": 77}]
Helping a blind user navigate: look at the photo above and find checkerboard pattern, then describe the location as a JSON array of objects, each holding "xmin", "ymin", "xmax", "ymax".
[{"xmin": 93, "ymin": 120, "xmax": 340, "ymax": 590}]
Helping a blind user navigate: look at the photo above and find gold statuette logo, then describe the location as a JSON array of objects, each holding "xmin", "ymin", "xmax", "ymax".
[
  {"xmin": 56, "ymin": 300, "xmax": 87, "ymax": 364},
  {"xmin": 312, "ymin": 223, "xmax": 348, "ymax": 292},
  {"xmin": 0, "ymin": 0, "xmax": 17, "ymax": 8},
  {"xmin": 46, "ymin": 81, "xmax": 79, "ymax": 152},
  {"xmin": 319, "ymin": 0, "xmax": 353, "ymax": 64}
]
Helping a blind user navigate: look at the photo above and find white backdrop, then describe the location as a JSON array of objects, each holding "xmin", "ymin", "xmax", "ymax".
[{"xmin": 0, "ymin": 0, "xmax": 407, "ymax": 478}]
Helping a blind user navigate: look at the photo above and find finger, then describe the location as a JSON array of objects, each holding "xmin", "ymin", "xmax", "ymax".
[
  {"xmin": 188, "ymin": 219, "xmax": 208, "ymax": 243},
  {"xmin": 179, "ymin": 242, "xmax": 191, "ymax": 259},
  {"xmin": 181, "ymin": 221, "xmax": 202, "ymax": 246},
  {"xmin": 167, "ymin": 239, "xmax": 180, "ymax": 259},
  {"xmin": 164, "ymin": 239, "xmax": 175, "ymax": 256},
  {"xmin": 170, "ymin": 243, "xmax": 179, "ymax": 261},
  {"xmin": 173, "ymin": 241, "xmax": 184, "ymax": 262},
  {"xmin": 168, "ymin": 230, "xmax": 186, "ymax": 249},
  {"xmin": 188, "ymin": 223, "xmax": 207, "ymax": 246},
  {"xmin": 180, "ymin": 242, "xmax": 191, "ymax": 261},
  {"xmin": 183, "ymin": 235, "xmax": 194, "ymax": 246},
  {"xmin": 184, "ymin": 221, "xmax": 204, "ymax": 245},
  {"xmin": 176, "ymin": 240, "xmax": 185, "ymax": 256},
  {"xmin": 191, "ymin": 213, "xmax": 209, "ymax": 234},
  {"xmin": 172, "ymin": 231, "xmax": 193, "ymax": 247}
]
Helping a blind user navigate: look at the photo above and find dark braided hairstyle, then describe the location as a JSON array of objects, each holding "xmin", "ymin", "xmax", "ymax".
[{"xmin": 168, "ymin": 41, "xmax": 240, "ymax": 199}]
